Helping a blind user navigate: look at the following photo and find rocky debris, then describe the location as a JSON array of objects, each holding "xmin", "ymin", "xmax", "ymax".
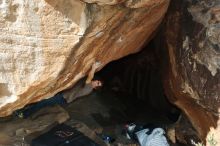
[
  {"xmin": 0, "ymin": 105, "xmax": 69, "ymax": 146},
  {"xmin": 174, "ymin": 115, "xmax": 200, "ymax": 145},
  {"xmin": 0, "ymin": 132, "xmax": 14, "ymax": 146},
  {"xmin": 64, "ymin": 89, "xmax": 175, "ymax": 146},
  {"xmin": 0, "ymin": 0, "xmax": 169, "ymax": 117},
  {"xmin": 159, "ymin": 0, "xmax": 220, "ymax": 144},
  {"xmin": 166, "ymin": 125, "xmax": 176, "ymax": 144}
]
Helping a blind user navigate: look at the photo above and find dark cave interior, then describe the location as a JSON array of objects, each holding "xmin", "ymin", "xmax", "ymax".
[
  {"xmin": 64, "ymin": 41, "xmax": 183, "ymax": 145},
  {"xmin": 93, "ymin": 41, "xmax": 182, "ymax": 127}
]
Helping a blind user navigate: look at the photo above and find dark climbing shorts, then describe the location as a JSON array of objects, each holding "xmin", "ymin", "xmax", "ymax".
[{"xmin": 14, "ymin": 92, "xmax": 67, "ymax": 118}]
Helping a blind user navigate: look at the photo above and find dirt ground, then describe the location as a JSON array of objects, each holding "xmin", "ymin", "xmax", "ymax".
[
  {"xmin": 64, "ymin": 89, "xmax": 178, "ymax": 146},
  {"xmin": 0, "ymin": 89, "xmax": 181, "ymax": 146}
]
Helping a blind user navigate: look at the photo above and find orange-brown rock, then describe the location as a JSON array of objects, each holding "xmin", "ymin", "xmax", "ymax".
[
  {"xmin": 160, "ymin": 0, "xmax": 220, "ymax": 145},
  {"xmin": 0, "ymin": 0, "xmax": 169, "ymax": 117}
]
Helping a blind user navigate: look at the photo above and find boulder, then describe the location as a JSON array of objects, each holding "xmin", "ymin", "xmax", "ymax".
[
  {"xmin": 0, "ymin": 105, "xmax": 69, "ymax": 145},
  {"xmin": 0, "ymin": 0, "xmax": 169, "ymax": 117},
  {"xmin": 160, "ymin": 0, "xmax": 220, "ymax": 144}
]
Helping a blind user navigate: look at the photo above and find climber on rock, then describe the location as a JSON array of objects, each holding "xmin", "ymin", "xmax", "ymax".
[
  {"xmin": 15, "ymin": 62, "xmax": 103, "ymax": 118},
  {"xmin": 62, "ymin": 77, "xmax": 103, "ymax": 103},
  {"xmin": 15, "ymin": 78, "xmax": 103, "ymax": 119},
  {"xmin": 63, "ymin": 61, "xmax": 103, "ymax": 103}
]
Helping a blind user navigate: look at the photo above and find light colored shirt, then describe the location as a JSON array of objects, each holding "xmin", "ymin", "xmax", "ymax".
[{"xmin": 63, "ymin": 79, "xmax": 93, "ymax": 103}]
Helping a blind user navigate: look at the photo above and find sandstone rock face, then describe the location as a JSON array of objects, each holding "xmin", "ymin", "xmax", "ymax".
[
  {"xmin": 161, "ymin": 0, "xmax": 220, "ymax": 144},
  {"xmin": 0, "ymin": 0, "xmax": 169, "ymax": 117}
]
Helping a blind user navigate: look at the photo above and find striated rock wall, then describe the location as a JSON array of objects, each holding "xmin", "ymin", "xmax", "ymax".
[
  {"xmin": 160, "ymin": 0, "xmax": 220, "ymax": 145},
  {"xmin": 0, "ymin": 0, "xmax": 169, "ymax": 117}
]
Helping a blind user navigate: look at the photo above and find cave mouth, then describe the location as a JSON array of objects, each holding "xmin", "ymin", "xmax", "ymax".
[
  {"xmin": 0, "ymin": 41, "xmax": 182, "ymax": 145},
  {"xmin": 97, "ymin": 41, "xmax": 181, "ymax": 123},
  {"xmin": 65, "ymin": 41, "xmax": 182, "ymax": 144}
]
